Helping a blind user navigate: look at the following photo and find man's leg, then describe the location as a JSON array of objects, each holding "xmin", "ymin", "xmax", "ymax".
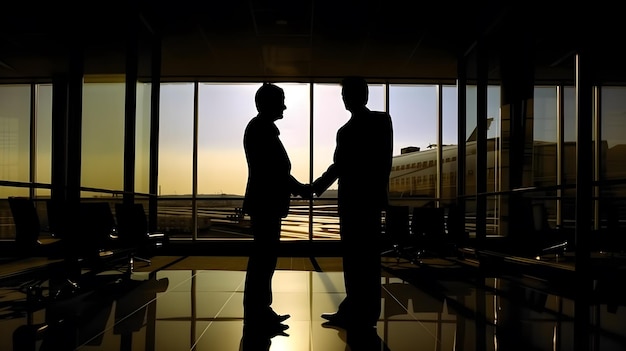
[
  {"xmin": 243, "ymin": 215, "xmax": 282, "ymax": 323},
  {"xmin": 343, "ymin": 209, "xmax": 382, "ymax": 326},
  {"xmin": 325, "ymin": 208, "xmax": 382, "ymax": 327}
]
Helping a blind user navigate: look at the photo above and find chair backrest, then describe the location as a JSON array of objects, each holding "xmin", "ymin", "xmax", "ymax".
[
  {"xmin": 384, "ymin": 205, "xmax": 411, "ymax": 245},
  {"xmin": 8, "ymin": 197, "xmax": 41, "ymax": 248},
  {"xmin": 444, "ymin": 204, "xmax": 468, "ymax": 244},
  {"xmin": 114, "ymin": 203, "xmax": 148, "ymax": 245},
  {"xmin": 46, "ymin": 198, "xmax": 70, "ymax": 239},
  {"xmin": 77, "ymin": 202, "xmax": 117, "ymax": 248},
  {"xmin": 411, "ymin": 206, "xmax": 446, "ymax": 240}
]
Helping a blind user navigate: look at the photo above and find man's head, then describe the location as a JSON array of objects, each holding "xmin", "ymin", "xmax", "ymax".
[
  {"xmin": 255, "ymin": 83, "xmax": 286, "ymax": 119},
  {"xmin": 341, "ymin": 76, "xmax": 368, "ymax": 111}
]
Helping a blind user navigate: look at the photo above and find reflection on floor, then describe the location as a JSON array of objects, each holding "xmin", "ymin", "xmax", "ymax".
[{"xmin": 1, "ymin": 255, "xmax": 626, "ymax": 351}]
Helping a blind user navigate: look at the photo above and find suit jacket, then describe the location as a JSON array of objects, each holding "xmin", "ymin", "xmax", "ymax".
[
  {"xmin": 314, "ymin": 109, "xmax": 393, "ymax": 211},
  {"xmin": 242, "ymin": 116, "xmax": 301, "ymax": 218}
]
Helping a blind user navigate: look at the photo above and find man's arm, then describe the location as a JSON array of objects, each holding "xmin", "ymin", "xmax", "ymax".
[
  {"xmin": 289, "ymin": 176, "xmax": 312, "ymax": 199},
  {"xmin": 312, "ymin": 164, "xmax": 338, "ymax": 196}
]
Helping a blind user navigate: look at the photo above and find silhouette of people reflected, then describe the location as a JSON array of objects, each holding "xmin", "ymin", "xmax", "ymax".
[
  {"xmin": 346, "ymin": 327, "xmax": 391, "ymax": 351},
  {"xmin": 322, "ymin": 323, "xmax": 391, "ymax": 351},
  {"xmin": 313, "ymin": 76, "xmax": 393, "ymax": 329},
  {"xmin": 239, "ymin": 321, "xmax": 289, "ymax": 351},
  {"xmin": 242, "ymin": 82, "xmax": 308, "ymax": 328}
]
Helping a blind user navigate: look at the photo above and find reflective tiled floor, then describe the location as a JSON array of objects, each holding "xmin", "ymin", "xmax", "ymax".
[{"xmin": 1, "ymin": 255, "xmax": 626, "ymax": 351}]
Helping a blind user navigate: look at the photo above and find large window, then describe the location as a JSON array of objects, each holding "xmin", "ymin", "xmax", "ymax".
[
  {"xmin": 158, "ymin": 84, "xmax": 195, "ymax": 196},
  {"xmin": 464, "ymin": 86, "xmax": 501, "ymax": 234},
  {"xmin": 81, "ymin": 83, "xmax": 126, "ymax": 193},
  {"xmin": 0, "ymin": 85, "xmax": 30, "ymax": 195},
  {"xmin": 441, "ymin": 86, "xmax": 459, "ymax": 204},
  {"xmin": 35, "ymin": 84, "xmax": 53, "ymax": 191},
  {"xmin": 135, "ymin": 83, "xmax": 152, "ymax": 194},
  {"xmin": 600, "ymin": 87, "xmax": 626, "ymax": 181},
  {"xmin": 599, "ymin": 87, "xmax": 626, "ymax": 230},
  {"xmin": 388, "ymin": 84, "xmax": 438, "ymax": 202},
  {"xmin": 157, "ymin": 83, "xmax": 195, "ymax": 236},
  {"xmin": 5, "ymin": 80, "xmax": 626, "ymax": 245},
  {"xmin": 313, "ymin": 84, "xmax": 345, "ymax": 194}
]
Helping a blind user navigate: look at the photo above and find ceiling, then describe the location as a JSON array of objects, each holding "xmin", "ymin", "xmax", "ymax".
[{"xmin": 1, "ymin": 1, "xmax": 624, "ymax": 83}]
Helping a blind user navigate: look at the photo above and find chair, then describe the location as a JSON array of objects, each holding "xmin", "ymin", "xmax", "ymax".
[
  {"xmin": 410, "ymin": 206, "xmax": 447, "ymax": 259},
  {"xmin": 77, "ymin": 202, "xmax": 120, "ymax": 256},
  {"xmin": 381, "ymin": 205, "xmax": 412, "ymax": 262},
  {"xmin": 8, "ymin": 196, "xmax": 62, "ymax": 257},
  {"xmin": 444, "ymin": 204, "xmax": 469, "ymax": 249},
  {"xmin": 114, "ymin": 203, "xmax": 166, "ymax": 266},
  {"xmin": 47, "ymin": 200, "xmax": 129, "ymax": 270}
]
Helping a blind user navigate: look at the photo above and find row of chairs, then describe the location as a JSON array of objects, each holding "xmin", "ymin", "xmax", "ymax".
[
  {"xmin": 8, "ymin": 197, "xmax": 166, "ymax": 270},
  {"xmin": 382, "ymin": 204, "xmax": 467, "ymax": 263}
]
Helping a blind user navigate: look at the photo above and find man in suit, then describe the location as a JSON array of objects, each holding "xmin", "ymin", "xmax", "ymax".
[
  {"xmin": 313, "ymin": 76, "xmax": 393, "ymax": 329},
  {"xmin": 242, "ymin": 82, "xmax": 307, "ymax": 329}
]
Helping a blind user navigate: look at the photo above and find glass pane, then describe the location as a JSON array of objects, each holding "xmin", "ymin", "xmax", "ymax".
[
  {"xmin": 198, "ymin": 83, "xmax": 256, "ymax": 197},
  {"xmin": 135, "ymin": 83, "xmax": 152, "ymax": 194},
  {"xmin": 465, "ymin": 85, "xmax": 477, "ymax": 200},
  {"xmin": 313, "ymin": 83, "xmax": 346, "ymax": 192},
  {"xmin": 487, "ymin": 86, "xmax": 501, "ymax": 235},
  {"xmin": 442, "ymin": 85, "xmax": 458, "ymax": 204},
  {"xmin": 563, "ymin": 86, "xmax": 577, "ymax": 183},
  {"xmin": 276, "ymin": 83, "xmax": 311, "ymax": 240},
  {"xmin": 158, "ymin": 83, "xmax": 194, "ymax": 196},
  {"xmin": 486, "ymin": 85, "xmax": 500, "ymax": 194},
  {"xmin": 0, "ymin": 84, "xmax": 30, "ymax": 188},
  {"xmin": 197, "ymin": 83, "xmax": 258, "ymax": 240},
  {"xmin": 600, "ymin": 87, "xmax": 626, "ymax": 181},
  {"xmin": 533, "ymin": 86, "xmax": 558, "ymax": 230},
  {"xmin": 312, "ymin": 83, "xmax": 344, "ymax": 240},
  {"xmin": 81, "ymin": 83, "xmax": 125, "ymax": 192},
  {"xmin": 533, "ymin": 86, "xmax": 558, "ymax": 187},
  {"xmin": 599, "ymin": 86, "xmax": 626, "ymax": 232},
  {"xmin": 272, "ymin": 83, "xmax": 310, "ymax": 191},
  {"xmin": 562, "ymin": 86, "xmax": 576, "ymax": 228},
  {"xmin": 35, "ymin": 84, "xmax": 53, "ymax": 187},
  {"xmin": 158, "ymin": 83, "xmax": 194, "ymax": 237},
  {"xmin": 368, "ymin": 84, "xmax": 386, "ymax": 112},
  {"xmin": 465, "ymin": 85, "xmax": 501, "ymax": 235},
  {"xmin": 388, "ymin": 84, "xmax": 437, "ymax": 206}
]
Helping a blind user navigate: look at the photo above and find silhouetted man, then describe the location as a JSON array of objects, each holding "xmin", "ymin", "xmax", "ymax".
[
  {"xmin": 313, "ymin": 77, "xmax": 393, "ymax": 329},
  {"xmin": 242, "ymin": 82, "xmax": 307, "ymax": 329}
]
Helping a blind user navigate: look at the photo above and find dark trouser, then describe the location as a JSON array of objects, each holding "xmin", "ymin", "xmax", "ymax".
[
  {"xmin": 337, "ymin": 206, "xmax": 382, "ymax": 326},
  {"xmin": 243, "ymin": 215, "xmax": 282, "ymax": 320}
]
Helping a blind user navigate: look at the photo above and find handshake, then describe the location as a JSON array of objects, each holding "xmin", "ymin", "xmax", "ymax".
[{"xmin": 293, "ymin": 181, "xmax": 323, "ymax": 200}]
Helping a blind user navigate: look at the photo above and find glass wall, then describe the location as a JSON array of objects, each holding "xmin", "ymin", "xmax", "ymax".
[
  {"xmin": 0, "ymin": 85, "xmax": 31, "ymax": 240},
  {"xmin": 599, "ymin": 87, "xmax": 626, "ymax": 233},
  {"xmin": 3, "ymin": 81, "xmax": 626, "ymax": 247},
  {"xmin": 600, "ymin": 87, "xmax": 626, "ymax": 181},
  {"xmin": 35, "ymin": 84, "xmax": 53, "ymax": 194},
  {"xmin": 135, "ymin": 83, "xmax": 152, "ymax": 195},
  {"xmin": 81, "ymin": 83, "xmax": 126, "ymax": 194},
  {"xmin": 388, "ymin": 84, "xmax": 438, "ymax": 206},
  {"xmin": 533, "ymin": 87, "xmax": 559, "ymax": 230},
  {"xmin": 561, "ymin": 87, "xmax": 577, "ymax": 229},
  {"xmin": 312, "ymin": 83, "xmax": 345, "ymax": 191},
  {"xmin": 158, "ymin": 83, "xmax": 195, "ymax": 236},
  {"xmin": 464, "ymin": 86, "xmax": 501, "ymax": 235},
  {"xmin": 441, "ymin": 86, "xmax": 459, "ymax": 205},
  {"xmin": 312, "ymin": 83, "xmax": 345, "ymax": 239},
  {"xmin": 0, "ymin": 85, "xmax": 31, "ymax": 191}
]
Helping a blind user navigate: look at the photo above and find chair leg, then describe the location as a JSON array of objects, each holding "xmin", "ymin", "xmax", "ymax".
[{"xmin": 130, "ymin": 253, "xmax": 151, "ymax": 266}]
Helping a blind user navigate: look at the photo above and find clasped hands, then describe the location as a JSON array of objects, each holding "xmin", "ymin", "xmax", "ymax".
[{"xmin": 293, "ymin": 182, "xmax": 322, "ymax": 200}]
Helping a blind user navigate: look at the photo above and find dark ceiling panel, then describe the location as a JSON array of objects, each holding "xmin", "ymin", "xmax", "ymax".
[{"xmin": 0, "ymin": 2, "xmax": 624, "ymax": 83}]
